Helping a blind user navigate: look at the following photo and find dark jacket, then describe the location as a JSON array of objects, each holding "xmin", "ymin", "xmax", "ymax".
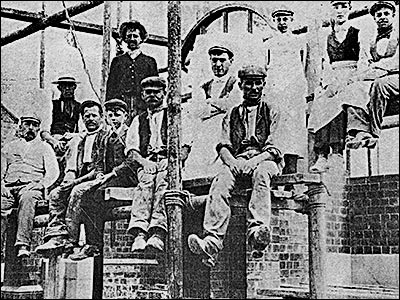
[
  {"xmin": 73, "ymin": 127, "xmax": 109, "ymax": 179},
  {"xmin": 105, "ymin": 52, "xmax": 158, "ymax": 114},
  {"xmin": 95, "ymin": 124, "xmax": 138, "ymax": 187},
  {"xmin": 201, "ymin": 75, "xmax": 237, "ymax": 99},
  {"xmin": 50, "ymin": 97, "xmax": 81, "ymax": 135}
]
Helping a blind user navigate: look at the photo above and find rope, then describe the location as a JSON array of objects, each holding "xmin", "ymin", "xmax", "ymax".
[{"xmin": 61, "ymin": 1, "xmax": 101, "ymax": 103}]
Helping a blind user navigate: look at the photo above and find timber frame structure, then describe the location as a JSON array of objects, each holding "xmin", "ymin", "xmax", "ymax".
[{"xmin": 1, "ymin": 1, "xmax": 399, "ymax": 299}]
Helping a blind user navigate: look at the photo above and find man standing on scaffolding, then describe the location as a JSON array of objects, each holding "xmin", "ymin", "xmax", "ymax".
[{"xmin": 105, "ymin": 20, "xmax": 159, "ymax": 125}]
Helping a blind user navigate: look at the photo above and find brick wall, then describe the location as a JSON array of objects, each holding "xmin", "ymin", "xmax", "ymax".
[{"xmin": 347, "ymin": 174, "xmax": 399, "ymax": 255}]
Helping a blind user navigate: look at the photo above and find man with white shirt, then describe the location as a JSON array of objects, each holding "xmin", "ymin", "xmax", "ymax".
[
  {"xmin": 1, "ymin": 112, "xmax": 59, "ymax": 258},
  {"xmin": 125, "ymin": 77, "xmax": 191, "ymax": 253},
  {"xmin": 106, "ymin": 20, "xmax": 158, "ymax": 125},
  {"xmin": 35, "ymin": 100, "xmax": 108, "ymax": 255},
  {"xmin": 187, "ymin": 65, "xmax": 284, "ymax": 267},
  {"xmin": 346, "ymin": 0, "xmax": 399, "ymax": 148},
  {"xmin": 183, "ymin": 43, "xmax": 240, "ymax": 179}
]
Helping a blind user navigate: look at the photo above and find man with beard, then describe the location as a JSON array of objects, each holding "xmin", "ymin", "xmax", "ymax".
[
  {"xmin": 35, "ymin": 100, "xmax": 108, "ymax": 255},
  {"xmin": 346, "ymin": 0, "xmax": 399, "ymax": 148},
  {"xmin": 1, "ymin": 112, "xmax": 59, "ymax": 258},
  {"xmin": 106, "ymin": 20, "xmax": 158, "ymax": 125},
  {"xmin": 187, "ymin": 65, "xmax": 284, "ymax": 267},
  {"xmin": 125, "ymin": 77, "xmax": 191, "ymax": 253}
]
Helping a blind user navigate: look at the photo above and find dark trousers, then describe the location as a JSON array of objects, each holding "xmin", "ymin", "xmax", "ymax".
[{"xmin": 314, "ymin": 111, "xmax": 346, "ymax": 156}]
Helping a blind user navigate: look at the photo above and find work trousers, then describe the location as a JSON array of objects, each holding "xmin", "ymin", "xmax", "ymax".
[
  {"xmin": 127, "ymin": 160, "xmax": 168, "ymax": 236},
  {"xmin": 202, "ymin": 159, "xmax": 280, "ymax": 254},
  {"xmin": 1, "ymin": 182, "xmax": 44, "ymax": 248}
]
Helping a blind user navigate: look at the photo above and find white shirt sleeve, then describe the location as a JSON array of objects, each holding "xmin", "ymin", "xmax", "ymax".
[
  {"xmin": 125, "ymin": 116, "xmax": 140, "ymax": 155},
  {"xmin": 42, "ymin": 143, "xmax": 60, "ymax": 188}
]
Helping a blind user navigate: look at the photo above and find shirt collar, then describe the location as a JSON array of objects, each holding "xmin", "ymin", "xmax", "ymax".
[{"xmin": 127, "ymin": 49, "xmax": 142, "ymax": 60}]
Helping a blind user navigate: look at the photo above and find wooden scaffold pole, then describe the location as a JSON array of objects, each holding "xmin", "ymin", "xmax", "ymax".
[
  {"xmin": 100, "ymin": 1, "xmax": 112, "ymax": 104},
  {"xmin": 165, "ymin": 1, "xmax": 185, "ymax": 298}
]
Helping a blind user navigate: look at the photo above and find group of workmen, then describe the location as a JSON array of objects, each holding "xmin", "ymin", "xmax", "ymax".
[{"xmin": 1, "ymin": 1, "xmax": 398, "ymax": 268}]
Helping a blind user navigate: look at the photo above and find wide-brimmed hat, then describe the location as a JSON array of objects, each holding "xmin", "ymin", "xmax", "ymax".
[
  {"xmin": 105, "ymin": 98, "xmax": 128, "ymax": 112},
  {"xmin": 370, "ymin": 1, "xmax": 396, "ymax": 15},
  {"xmin": 119, "ymin": 20, "xmax": 148, "ymax": 41},
  {"xmin": 51, "ymin": 76, "xmax": 80, "ymax": 85}
]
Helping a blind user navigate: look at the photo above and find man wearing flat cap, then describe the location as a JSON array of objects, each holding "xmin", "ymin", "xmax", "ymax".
[
  {"xmin": 63, "ymin": 98, "xmax": 140, "ymax": 260},
  {"xmin": 187, "ymin": 64, "xmax": 284, "ymax": 267},
  {"xmin": 264, "ymin": 6, "xmax": 309, "ymax": 168},
  {"xmin": 106, "ymin": 20, "xmax": 159, "ymax": 125},
  {"xmin": 35, "ymin": 100, "xmax": 109, "ymax": 257},
  {"xmin": 124, "ymin": 76, "xmax": 191, "ymax": 253},
  {"xmin": 2, "ymin": 112, "xmax": 59, "ymax": 258},
  {"xmin": 345, "ymin": 0, "xmax": 399, "ymax": 149},
  {"xmin": 184, "ymin": 42, "xmax": 241, "ymax": 179}
]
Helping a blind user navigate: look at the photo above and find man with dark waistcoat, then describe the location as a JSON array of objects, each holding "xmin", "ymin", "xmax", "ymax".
[
  {"xmin": 2, "ymin": 112, "xmax": 59, "ymax": 258},
  {"xmin": 35, "ymin": 100, "xmax": 108, "ymax": 255},
  {"xmin": 65, "ymin": 99, "xmax": 139, "ymax": 260},
  {"xmin": 41, "ymin": 76, "xmax": 82, "ymax": 155},
  {"xmin": 187, "ymin": 64, "xmax": 284, "ymax": 267},
  {"xmin": 125, "ymin": 76, "xmax": 191, "ymax": 253},
  {"xmin": 106, "ymin": 20, "xmax": 159, "ymax": 125},
  {"xmin": 346, "ymin": 0, "xmax": 399, "ymax": 148}
]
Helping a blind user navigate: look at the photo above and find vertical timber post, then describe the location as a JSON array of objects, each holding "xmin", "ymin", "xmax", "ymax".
[
  {"xmin": 39, "ymin": 2, "xmax": 46, "ymax": 89},
  {"xmin": 166, "ymin": 1, "xmax": 184, "ymax": 298},
  {"xmin": 306, "ymin": 183, "xmax": 328, "ymax": 299},
  {"xmin": 100, "ymin": 1, "xmax": 111, "ymax": 104}
]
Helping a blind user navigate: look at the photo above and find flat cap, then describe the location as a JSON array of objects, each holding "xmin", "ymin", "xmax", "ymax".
[
  {"xmin": 330, "ymin": 1, "xmax": 352, "ymax": 5},
  {"xmin": 20, "ymin": 114, "xmax": 41, "ymax": 124},
  {"xmin": 51, "ymin": 76, "xmax": 80, "ymax": 85},
  {"xmin": 141, "ymin": 76, "xmax": 167, "ymax": 89},
  {"xmin": 271, "ymin": 9, "xmax": 294, "ymax": 18},
  {"xmin": 80, "ymin": 99, "xmax": 103, "ymax": 115},
  {"xmin": 119, "ymin": 20, "xmax": 148, "ymax": 41},
  {"xmin": 238, "ymin": 64, "xmax": 267, "ymax": 79},
  {"xmin": 105, "ymin": 98, "xmax": 127, "ymax": 112},
  {"xmin": 208, "ymin": 45, "xmax": 234, "ymax": 58},
  {"xmin": 370, "ymin": 1, "xmax": 396, "ymax": 15}
]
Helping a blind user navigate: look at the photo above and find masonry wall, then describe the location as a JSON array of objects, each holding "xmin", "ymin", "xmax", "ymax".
[{"xmin": 347, "ymin": 174, "xmax": 399, "ymax": 255}]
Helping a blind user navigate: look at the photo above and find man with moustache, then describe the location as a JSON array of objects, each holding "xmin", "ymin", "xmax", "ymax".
[
  {"xmin": 67, "ymin": 99, "xmax": 139, "ymax": 260},
  {"xmin": 187, "ymin": 65, "xmax": 284, "ymax": 267},
  {"xmin": 125, "ymin": 77, "xmax": 191, "ymax": 253},
  {"xmin": 1, "ymin": 112, "xmax": 59, "ymax": 258},
  {"xmin": 346, "ymin": 0, "xmax": 399, "ymax": 148},
  {"xmin": 106, "ymin": 20, "xmax": 158, "ymax": 125},
  {"xmin": 35, "ymin": 100, "xmax": 108, "ymax": 255}
]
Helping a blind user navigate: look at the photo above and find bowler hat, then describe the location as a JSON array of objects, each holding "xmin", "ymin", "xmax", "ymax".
[
  {"xmin": 51, "ymin": 76, "xmax": 80, "ymax": 85},
  {"xmin": 141, "ymin": 76, "xmax": 167, "ymax": 89},
  {"xmin": 80, "ymin": 99, "xmax": 103, "ymax": 115},
  {"xmin": 370, "ymin": 1, "xmax": 396, "ymax": 15},
  {"xmin": 105, "ymin": 98, "xmax": 128, "ymax": 112},
  {"xmin": 119, "ymin": 20, "xmax": 148, "ymax": 41},
  {"xmin": 238, "ymin": 64, "xmax": 267, "ymax": 79},
  {"xmin": 330, "ymin": 1, "xmax": 352, "ymax": 6}
]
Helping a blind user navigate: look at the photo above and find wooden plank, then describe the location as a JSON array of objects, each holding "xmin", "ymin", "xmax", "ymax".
[
  {"xmin": 1, "ymin": 1, "xmax": 104, "ymax": 46},
  {"xmin": 1, "ymin": 6, "xmax": 168, "ymax": 47}
]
